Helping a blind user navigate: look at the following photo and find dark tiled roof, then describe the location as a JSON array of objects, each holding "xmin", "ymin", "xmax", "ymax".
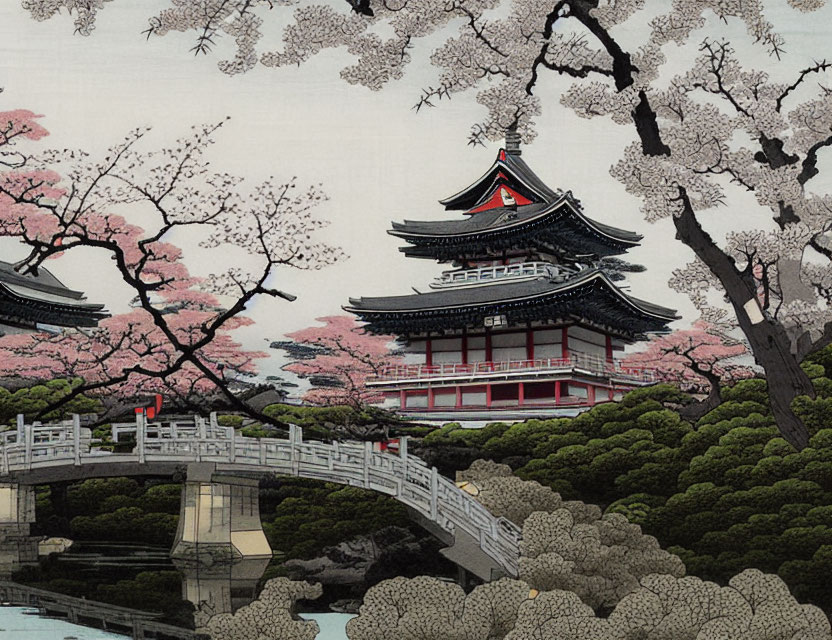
[
  {"xmin": 0, "ymin": 260, "xmax": 108, "ymax": 328},
  {"xmin": 345, "ymin": 269, "xmax": 678, "ymax": 338},
  {"xmin": 392, "ymin": 198, "xmax": 640, "ymax": 244},
  {"xmin": 390, "ymin": 197, "xmax": 641, "ymax": 259},
  {"xmin": 440, "ymin": 150, "xmax": 559, "ymax": 210},
  {"xmin": 0, "ymin": 260, "xmax": 85, "ymax": 299}
]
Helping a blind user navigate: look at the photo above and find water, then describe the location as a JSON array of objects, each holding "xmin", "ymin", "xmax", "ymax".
[
  {"xmin": 0, "ymin": 607, "xmax": 354, "ymax": 640},
  {"xmin": 302, "ymin": 613, "xmax": 354, "ymax": 640},
  {"xmin": 0, "ymin": 606, "xmax": 126, "ymax": 639}
]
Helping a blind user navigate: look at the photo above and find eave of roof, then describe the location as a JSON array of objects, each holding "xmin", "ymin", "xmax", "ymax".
[
  {"xmin": 0, "ymin": 260, "xmax": 92, "ymax": 299},
  {"xmin": 440, "ymin": 150, "xmax": 559, "ymax": 210},
  {"xmin": 345, "ymin": 269, "xmax": 678, "ymax": 322},
  {"xmin": 391, "ymin": 197, "xmax": 642, "ymax": 247}
]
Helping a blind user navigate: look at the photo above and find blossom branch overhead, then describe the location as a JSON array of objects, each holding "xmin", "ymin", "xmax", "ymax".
[{"xmin": 0, "ymin": 108, "xmax": 342, "ymax": 419}]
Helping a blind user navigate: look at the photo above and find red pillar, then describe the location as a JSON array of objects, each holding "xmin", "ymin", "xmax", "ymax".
[
  {"xmin": 555, "ymin": 380, "xmax": 561, "ymax": 404},
  {"xmin": 428, "ymin": 388, "xmax": 435, "ymax": 409},
  {"xmin": 608, "ymin": 386, "xmax": 614, "ymax": 401},
  {"xmin": 399, "ymin": 390, "xmax": 406, "ymax": 409},
  {"xmin": 561, "ymin": 327, "xmax": 569, "ymax": 359},
  {"xmin": 526, "ymin": 327, "xmax": 534, "ymax": 361},
  {"xmin": 461, "ymin": 330, "xmax": 468, "ymax": 365},
  {"xmin": 455, "ymin": 386, "xmax": 462, "ymax": 409},
  {"xmin": 486, "ymin": 384, "xmax": 492, "ymax": 408},
  {"xmin": 518, "ymin": 382, "xmax": 525, "ymax": 407},
  {"xmin": 425, "ymin": 335, "xmax": 433, "ymax": 367},
  {"xmin": 587, "ymin": 385, "xmax": 596, "ymax": 406}
]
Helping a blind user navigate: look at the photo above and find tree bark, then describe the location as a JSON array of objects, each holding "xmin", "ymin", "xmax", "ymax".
[
  {"xmin": 567, "ymin": 1, "xmax": 813, "ymax": 449},
  {"xmin": 679, "ymin": 385, "xmax": 722, "ymax": 422},
  {"xmin": 673, "ymin": 195, "xmax": 812, "ymax": 449}
]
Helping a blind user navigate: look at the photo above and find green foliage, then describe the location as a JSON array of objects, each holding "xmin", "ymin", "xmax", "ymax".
[
  {"xmin": 410, "ymin": 378, "xmax": 832, "ymax": 613},
  {"xmin": 70, "ymin": 508, "xmax": 178, "ymax": 545},
  {"xmin": 35, "ymin": 479, "xmax": 182, "ymax": 545},
  {"xmin": 261, "ymin": 478, "xmax": 412, "ymax": 560},
  {"xmin": 217, "ymin": 414, "xmax": 244, "ymax": 427},
  {"xmin": 0, "ymin": 378, "xmax": 100, "ymax": 423},
  {"xmin": 804, "ymin": 343, "xmax": 832, "ymax": 380}
]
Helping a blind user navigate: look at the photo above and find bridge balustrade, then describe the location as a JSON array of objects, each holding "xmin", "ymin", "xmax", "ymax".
[{"xmin": 0, "ymin": 413, "xmax": 522, "ymax": 577}]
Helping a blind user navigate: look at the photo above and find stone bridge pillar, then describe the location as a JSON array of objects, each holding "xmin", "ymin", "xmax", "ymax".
[
  {"xmin": 170, "ymin": 464, "xmax": 272, "ymax": 568},
  {"xmin": 0, "ymin": 483, "xmax": 38, "ymax": 576},
  {"xmin": 0, "ymin": 483, "xmax": 35, "ymax": 531}
]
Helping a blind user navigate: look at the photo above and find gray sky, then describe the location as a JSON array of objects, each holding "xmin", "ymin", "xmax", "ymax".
[{"xmin": 1, "ymin": 1, "xmax": 831, "ymax": 380}]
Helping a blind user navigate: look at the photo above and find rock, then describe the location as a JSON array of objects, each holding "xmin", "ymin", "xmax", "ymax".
[
  {"xmin": 38, "ymin": 537, "xmax": 73, "ymax": 556},
  {"xmin": 330, "ymin": 599, "xmax": 362, "ymax": 614}
]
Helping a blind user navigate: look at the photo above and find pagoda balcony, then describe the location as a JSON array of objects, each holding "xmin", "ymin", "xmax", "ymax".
[
  {"xmin": 429, "ymin": 262, "xmax": 576, "ymax": 289},
  {"xmin": 367, "ymin": 353, "xmax": 655, "ymax": 388}
]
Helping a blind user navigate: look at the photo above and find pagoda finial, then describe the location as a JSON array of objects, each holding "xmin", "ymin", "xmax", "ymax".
[{"xmin": 505, "ymin": 124, "xmax": 521, "ymax": 156}]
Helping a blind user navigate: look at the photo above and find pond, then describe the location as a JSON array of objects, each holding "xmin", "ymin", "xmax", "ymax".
[
  {"xmin": 3, "ymin": 541, "xmax": 355, "ymax": 639},
  {"xmin": 0, "ymin": 607, "xmax": 354, "ymax": 639}
]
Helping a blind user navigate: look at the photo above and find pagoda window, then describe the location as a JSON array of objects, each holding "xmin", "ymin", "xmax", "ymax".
[
  {"xmin": 567, "ymin": 326, "xmax": 607, "ymax": 360},
  {"xmin": 534, "ymin": 329, "xmax": 563, "ymax": 359},
  {"xmin": 382, "ymin": 393, "xmax": 400, "ymax": 410},
  {"xmin": 432, "ymin": 337, "xmax": 463, "ymax": 364},
  {"xmin": 524, "ymin": 382, "xmax": 556, "ymax": 404},
  {"xmin": 492, "ymin": 332, "xmax": 527, "ymax": 361},
  {"xmin": 491, "ymin": 383, "xmax": 520, "ymax": 407},
  {"xmin": 405, "ymin": 339, "xmax": 429, "ymax": 365},
  {"xmin": 433, "ymin": 389, "xmax": 457, "ymax": 408},
  {"xmin": 467, "ymin": 335, "xmax": 487, "ymax": 363},
  {"xmin": 570, "ymin": 384, "xmax": 589, "ymax": 400},
  {"xmin": 461, "ymin": 385, "xmax": 487, "ymax": 407},
  {"xmin": 404, "ymin": 391, "xmax": 429, "ymax": 409}
]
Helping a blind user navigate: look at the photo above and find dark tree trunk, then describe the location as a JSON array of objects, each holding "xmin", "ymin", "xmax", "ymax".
[
  {"xmin": 673, "ymin": 197, "xmax": 813, "ymax": 450},
  {"xmin": 568, "ymin": 2, "xmax": 814, "ymax": 450},
  {"xmin": 679, "ymin": 382, "xmax": 722, "ymax": 422},
  {"xmin": 741, "ymin": 320, "xmax": 814, "ymax": 450}
]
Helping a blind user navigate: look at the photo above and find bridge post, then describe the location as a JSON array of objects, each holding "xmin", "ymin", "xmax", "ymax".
[
  {"xmin": 289, "ymin": 424, "xmax": 301, "ymax": 475},
  {"xmin": 430, "ymin": 467, "xmax": 439, "ymax": 521},
  {"xmin": 363, "ymin": 442, "xmax": 371, "ymax": 487},
  {"xmin": 73, "ymin": 414, "xmax": 81, "ymax": 467},
  {"xmin": 171, "ymin": 465, "xmax": 272, "ymax": 569},
  {"xmin": 23, "ymin": 416, "xmax": 35, "ymax": 469},
  {"xmin": 136, "ymin": 412, "xmax": 146, "ymax": 464}
]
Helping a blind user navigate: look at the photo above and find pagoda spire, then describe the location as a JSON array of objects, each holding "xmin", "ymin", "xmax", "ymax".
[{"xmin": 505, "ymin": 124, "xmax": 521, "ymax": 156}]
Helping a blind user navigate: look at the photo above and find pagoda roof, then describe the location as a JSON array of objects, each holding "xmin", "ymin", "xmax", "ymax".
[
  {"xmin": 390, "ymin": 196, "xmax": 641, "ymax": 260},
  {"xmin": 345, "ymin": 269, "xmax": 678, "ymax": 339},
  {"xmin": 440, "ymin": 149, "xmax": 558, "ymax": 211},
  {"xmin": 0, "ymin": 260, "xmax": 109, "ymax": 329}
]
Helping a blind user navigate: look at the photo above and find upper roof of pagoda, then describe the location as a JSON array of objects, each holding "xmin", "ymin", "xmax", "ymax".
[
  {"xmin": 394, "ymin": 146, "xmax": 641, "ymax": 260},
  {"xmin": 345, "ymin": 269, "xmax": 678, "ymax": 339},
  {"xmin": 440, "ymin": 148, "xmax": 560, "ymax": 213},
  {"xmin": 0, "ymin": 260, "xmax": 109, "ymax": 329},
  {"xmin": 391, "ymin": 193, "xmax": 641, "ymax": 260}
]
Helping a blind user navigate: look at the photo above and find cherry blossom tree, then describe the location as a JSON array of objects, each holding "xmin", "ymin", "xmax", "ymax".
[
  {"xmin": 0, "ymin": 107, "xmax": 342, "ymax": 419},
  {"xmin": 278, "ymin": 315, "xmax": 401, "ymax": 409},
  {"xmin": 22, "ymin": 1, "xmax": 832, "ymax": 449},
  {"xmin": 622, "ymin": 321, "xmax": 755, "ymax": 417}
]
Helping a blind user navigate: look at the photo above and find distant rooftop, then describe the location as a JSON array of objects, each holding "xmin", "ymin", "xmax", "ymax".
[{"xmin": 0, "ymin": 260, "xmax": 109, "ymax": 329}]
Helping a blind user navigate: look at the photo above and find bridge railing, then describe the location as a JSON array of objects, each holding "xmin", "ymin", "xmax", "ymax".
[{"xmin": 0, "ymin": 413, "xmax": 522, "ymax": 576}]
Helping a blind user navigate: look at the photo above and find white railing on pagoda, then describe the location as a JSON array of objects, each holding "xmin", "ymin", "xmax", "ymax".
[
  {"xmin": 368, "ymin": 353, "xmax": 656, "ymax": 385},
  {"xmin": 0, "ymin": 413, "xmax": 521, "ymax": 578},
  {"xmin": 430, "ymin": 262, "xmax": 576, "ymax": 289}
]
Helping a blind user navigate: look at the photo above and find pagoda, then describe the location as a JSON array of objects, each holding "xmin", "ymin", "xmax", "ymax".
[
  {"xmin": 0, "ymin": 260, "xmax": 108, "ymax": 336},
  {"xmin": 345, "ymin": 131, "xmax": 678, "ymax": 420}
]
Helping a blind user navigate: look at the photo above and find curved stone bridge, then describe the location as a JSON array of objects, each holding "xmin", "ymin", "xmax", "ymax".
[{"xmin": 0, "ymin": 414, "xmax": 521, "ymax": 580}]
